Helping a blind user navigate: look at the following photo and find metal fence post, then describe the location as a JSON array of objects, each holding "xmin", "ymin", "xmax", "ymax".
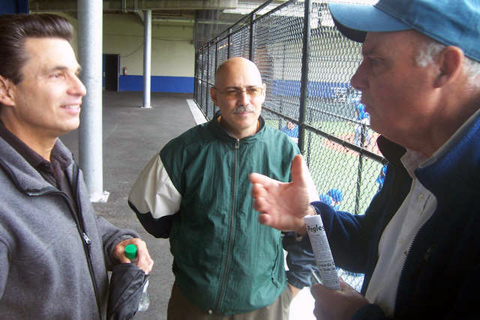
[
  {"xmin": 194, "ymin": 50, "xmax": 198, "ymax": 103},
  {"xmin": 206, "ymin": 45, "xmax": 210, "ymax": 117},
  {"xmin": 215, "ymin": 40, "xmax": 218, "ymax": 82},
  {"xmin": 298, "ymin": 0, "xmax": 312, "ymax": 156},
  {"xmin": 227, "ymin": 28, "xmax": 232, "ymax": 59},
  {"xmin": 199, "ymin": 48, "xmax": 204, "ymax": 112},
  {"xmin": 249, "ymin": 13, "xmax": 256, "ymax": 61}
]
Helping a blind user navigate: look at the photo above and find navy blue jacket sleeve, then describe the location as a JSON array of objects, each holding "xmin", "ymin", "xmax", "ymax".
[{"xmin": 283, "ymin": 231, "xmax": 317, "ymax": 289}]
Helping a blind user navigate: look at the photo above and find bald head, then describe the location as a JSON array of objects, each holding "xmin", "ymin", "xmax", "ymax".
[
  {"xmin": 215, "ymin": 57, "xmax": 263, "ymax": 88},
  {"xmin": 210, "ymin": 57, "xmax": 266, "ymax": 139}
]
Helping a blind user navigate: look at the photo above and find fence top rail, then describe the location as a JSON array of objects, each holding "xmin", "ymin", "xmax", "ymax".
[{"xmin": 199, "ymin": 0, "xmax": 299, "ymax": 51}]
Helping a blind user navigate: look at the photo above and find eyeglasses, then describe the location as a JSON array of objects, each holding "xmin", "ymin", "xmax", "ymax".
[{"xmin": 214, "ymin": 86, "xmax": 264, "ymax": 100}]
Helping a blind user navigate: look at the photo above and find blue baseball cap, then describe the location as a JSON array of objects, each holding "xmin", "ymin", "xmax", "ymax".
[{"xmin": 329, "ymin": 0, "xmax": 480, "ymax": 62}]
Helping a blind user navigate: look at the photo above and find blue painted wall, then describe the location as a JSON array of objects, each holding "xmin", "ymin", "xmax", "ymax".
[
  {"xmin": 0, "ymin": 0, "xmax": 28, "ymax": 14},
  {"xmin": 117, "ymin": 77, "xmax": 346, "ymax": 97},
  {"xmin": 119, "ymin": 75, "xmax": 194, "ymax": 93},
  {"xmin": 271, "ymin": 80, "xmax": 350, "ymax": 98},
  {"xmin": 118, "ymin": 77, "xmax": 345, "ymax": 97}
]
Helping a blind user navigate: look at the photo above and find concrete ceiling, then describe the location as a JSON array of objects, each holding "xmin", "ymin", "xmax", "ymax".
[
  {"xmin": 28, "ymin": 0, "xmax": 287, "ymax": 47},
  {"xmin": 29, "ymin": 0, "xmax": 238, "ymax": 11},
  {"xmin": 28, "ymin": 0, "xmax": 286, "ymax": 23}
]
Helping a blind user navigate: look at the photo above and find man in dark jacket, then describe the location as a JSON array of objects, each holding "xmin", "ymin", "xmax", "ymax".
[
  {"xmin": 250, "ymin": 0, "xmax": 480, "ymax": 319},
  {"xmin": 0, "ymin": 14, "xmax": 153, "ymax": 319}
]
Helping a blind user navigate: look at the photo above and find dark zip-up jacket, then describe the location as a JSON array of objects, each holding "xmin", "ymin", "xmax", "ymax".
[
  {"xmin": 304, "ymin": 110, "xmax": 480, "ymax": 319},
  {"xmin": 0, "ymin": 137, "xmax": 138, "ymax": 319}
]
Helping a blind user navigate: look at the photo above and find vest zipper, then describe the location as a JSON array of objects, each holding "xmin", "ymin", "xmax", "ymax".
[{"xmin": 214, "ymin": 139, "xmax": 240, "ymax": 313}]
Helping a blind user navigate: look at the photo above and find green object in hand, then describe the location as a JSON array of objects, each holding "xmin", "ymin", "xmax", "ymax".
[{"xmin": 124, "ymin": 244, "xmax": 138, "ymax": 260}]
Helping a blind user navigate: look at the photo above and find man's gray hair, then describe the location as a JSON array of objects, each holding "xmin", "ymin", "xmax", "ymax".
[{"xmin": 416, "ymin": 38, "xmax": 480, "ymax": 88}]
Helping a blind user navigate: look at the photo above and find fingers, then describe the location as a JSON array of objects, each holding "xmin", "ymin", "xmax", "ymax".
[
  {"xmin": 113, "ymin": 240, "xmax": 130, "ymax": 263},
  {"xmin": 250, "ymin": 173, "xmax": 276, "ymax": 216},
  {"xmin": 137, "ymin": 254, "xmax": 154, "ymax": 274},
  {"xmin": 134, "ymin": 239, "xmax": 154, "ymax": 274},
  {"xmin": 250, "ymin": 173, "xmax": 276, "ymax": 197},
  {"xmin": 252, "ymin": 193, "xmax": 269, "ymax": 212},
  {"xmin": 291, "ymin": 154, "xmax": 304, "ymax": 183},
  {"xmin": 249, "ymin": 172, "xmax": 274, "ymax": 186},
  {"xmin": 311, "ymin": 280, "xmax": 369, "ymax": 320},
  {"xmin": 114, "ymin": 238, "xmax": 154, "ymax": 274},
  {"xmin": 311, "ymin": 283, "xmax": 337, "ymax": 320},
  {"xmin": 290, "ymin": 154, "xmax": 307, "ymax": 188},
  {"xmin": 252, "ymin": 193, "xmax": 278, "ymax": 228},
  {"xmin": 310, "ymin": 283, "xmax": 329, "ymax": 300},
  {"xmin": 258, "ymin": 213, "xmax": 273, "ymax": 226}
]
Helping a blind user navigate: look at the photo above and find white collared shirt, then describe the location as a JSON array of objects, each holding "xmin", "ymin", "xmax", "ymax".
[{"xmin": 365, "ymin": 150, "xmax": 436, "ymax": 316}]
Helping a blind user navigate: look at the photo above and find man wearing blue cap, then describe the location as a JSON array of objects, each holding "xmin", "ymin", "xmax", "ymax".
[{"xmin": 250, "ymin": 0, "xmax": 480, "ymax": 319}]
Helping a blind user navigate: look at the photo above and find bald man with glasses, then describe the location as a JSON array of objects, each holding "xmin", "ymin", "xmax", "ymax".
[{"xmin": 129, "ymin": 57, "xmax": 318, "ymax": 319}]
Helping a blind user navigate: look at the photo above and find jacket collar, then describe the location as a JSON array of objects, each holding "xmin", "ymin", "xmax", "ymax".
[
  {"xmin": 0, "ymin": 136, "xmax": 73, "ymax": 194},
  {"xmin": 209, "ymin": 112, "xmax": 266, "ymax": 143},
  {"xmin": 378, "ymin": 108, "xmax": 480, "ymax": 199},
  {"xmin": 377, "ymin": 135, "xmax": 406, "ymax": 166},
  {"xmin": 415, "ymin": 109, "xmax": 480, "ymax": 196}
]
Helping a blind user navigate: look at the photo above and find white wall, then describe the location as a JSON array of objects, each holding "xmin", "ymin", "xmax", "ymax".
[{"xmin": 103, "ymin": 13, "xmax": 194, "ymax": 77}]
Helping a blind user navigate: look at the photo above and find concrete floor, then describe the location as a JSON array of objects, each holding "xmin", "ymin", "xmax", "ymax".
[{"xmin": 61, "ymin": 91, "xmax": 315, "ymax": 320}]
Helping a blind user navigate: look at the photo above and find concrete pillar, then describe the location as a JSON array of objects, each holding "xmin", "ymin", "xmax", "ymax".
[
  {"xmin": 77, "ymin": 0, "xmax": 109, "ymax": 202},
  {"xmin": 142, "ymin": 9, "xmax": 152, "ymax": 108}
]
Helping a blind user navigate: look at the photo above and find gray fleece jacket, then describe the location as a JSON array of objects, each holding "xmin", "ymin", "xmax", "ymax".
[{"xmin": 0, "ymin": 137, "xmax": 138, "ymax": 319}]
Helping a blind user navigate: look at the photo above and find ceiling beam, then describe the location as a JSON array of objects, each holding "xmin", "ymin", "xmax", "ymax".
[{"xmin": 29, "ymin": 0, "xmax": 239, "ymax": 12}]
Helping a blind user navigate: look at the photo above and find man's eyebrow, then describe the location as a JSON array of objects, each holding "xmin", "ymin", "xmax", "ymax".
[
  {"xmin": 49, "ymin": 65, "xmax": 68, "ymax": 71},
  {"xmin": 47, "ymin": 65, "xmax": 82, "ymax": 73},
  {"xmin": 362, "ymin": 44, "xmax": 380, "ymax": 57},
  {"xmin": 223, "ymin": 85, "xmax": 262, "ymax": 89}
]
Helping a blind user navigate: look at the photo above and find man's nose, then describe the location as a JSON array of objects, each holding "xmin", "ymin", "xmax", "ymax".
[
  {"xmin": 351, "ymin": 62, "xmax": 366, "ymax": 91},
  {"xmin": 68, "ymin": 74, "xmax": 87, "ymax": 97},
  {"xmin": 237, "ymin": 90, "xmax": 250, "ymax": 105}
]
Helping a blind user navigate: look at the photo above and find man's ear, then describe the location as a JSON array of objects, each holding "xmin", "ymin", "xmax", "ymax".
[
  {"xmin": 210, "ymin": 86, "xmax": 218, "ymax": 106},
  {"xmin": 0, "ymin": 76, "xmax": 16, "ymax": 107},
  {"xmin": 434, "ymin": 46, "xmax": 464, "ymax": 88}
]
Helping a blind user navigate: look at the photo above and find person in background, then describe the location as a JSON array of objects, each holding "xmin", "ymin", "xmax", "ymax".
[
  {"xmin": 319, "ymin": 193, "xmax": 334, "ymax": 207},
  {"xmin": 281, "ymin": 120, "xmax": 299, "ymax": 144},
  {"xmin": 0, "ymin": 14, "xmax": 153, "ymax": 319},
  {"xmin": 250, "ymin": 0, "xmax": 480, "ymax": 319},
  {"xmin": 327, "ymin": 188, "xmax": 343, "ymax": 210},
  {"xmin": 318, "ymin": 189, "xmax": 344, "ymax": 210},
  {"xmin": 353, "ymin": 102, "xmax": 371, "ymax": 147},
  {"xmin": 375, "ymin": 165, "xmax": 388, "ymax": 191},
  {"xmin": 129, "ymin": 57, "xmax": 318, "ymax": 320}
]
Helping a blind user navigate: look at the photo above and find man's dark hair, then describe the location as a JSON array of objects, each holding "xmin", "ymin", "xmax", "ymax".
[{"xmin": 0, "ymin": 14, "xmax": 73, "ymax": 84}]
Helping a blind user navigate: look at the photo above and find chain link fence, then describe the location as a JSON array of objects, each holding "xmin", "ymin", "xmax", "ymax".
[{"xmin": 194, "ymin": 0, "xmax": 386, "ymax": 290}]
